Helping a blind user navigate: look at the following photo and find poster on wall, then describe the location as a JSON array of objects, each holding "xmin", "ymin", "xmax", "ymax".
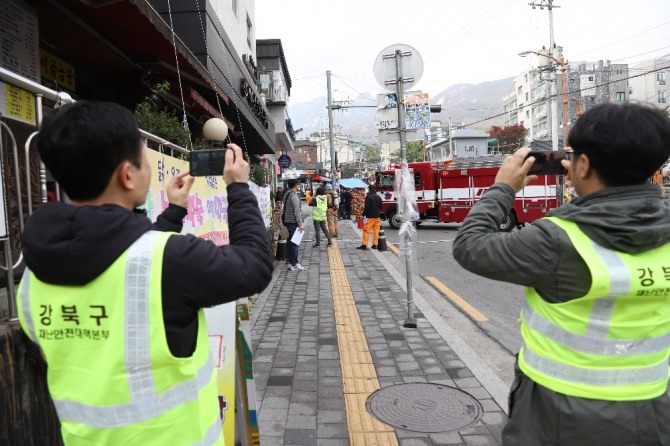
[
  {"xmin": 145, "ymin": 150, "xmax": 235, "ymax": 445},
  {"xmin": 248, "ymin": 182, "xmax": 271, "ymax": 228}
]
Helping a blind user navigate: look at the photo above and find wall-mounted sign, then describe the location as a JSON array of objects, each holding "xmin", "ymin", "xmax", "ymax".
[
  {"xmin": 0, "ymin": 0, "xmax": 40, "ymax": 82},
  {"xmin": 241, "ymin": 79, "xmax": 269, "ymax": 129},
  {"xmin": 40, "ymin": 49, "xmax": 76, "ymax": 91},
  {"xmin": 0, "ymin": 81, "xmax": 36, "ymax": 125},
  {"xmin": 277, "ymin": 154, "xmax": 292, "ymax": 168}
]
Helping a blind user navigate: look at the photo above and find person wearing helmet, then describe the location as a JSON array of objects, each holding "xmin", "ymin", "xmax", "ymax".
[{"xmin": 324, "ymin": 184, "xmax": 338, "ymax": 237}]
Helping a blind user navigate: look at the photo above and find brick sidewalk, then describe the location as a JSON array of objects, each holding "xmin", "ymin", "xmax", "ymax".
[{"xmin": 251, "ymin": 219, "xmax": 507, "ymax": 445}]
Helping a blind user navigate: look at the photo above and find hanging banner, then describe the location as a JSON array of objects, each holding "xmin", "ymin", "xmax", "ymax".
[{"xmin": 145, "ymin": 150, "xmax": 235, "ymax": 445}]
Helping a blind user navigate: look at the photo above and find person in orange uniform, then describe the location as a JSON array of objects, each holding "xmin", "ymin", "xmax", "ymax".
[{"xmin": 356, "ymin": 185, "xmax": 382, "ymax": 250}]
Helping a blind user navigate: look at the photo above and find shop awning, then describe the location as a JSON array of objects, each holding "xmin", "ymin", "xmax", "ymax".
[
  {"xmin": 311, "ymin": 175, "xmax": 332, "ymax": 183},
  {"xmin": 339, "ymin": 178, "xmax": 369, "ymax": 189}
]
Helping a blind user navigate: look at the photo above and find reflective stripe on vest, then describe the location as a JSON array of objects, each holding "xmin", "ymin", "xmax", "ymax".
[
  {"xmin": 519, "ymin": 217, "xmax": 670, "ymax": 400},
  {"xmin": 18, "ymin": 231, "xmax": 222, "ymax": 443},
  {"xmin": 313, "ymin": 196, "xmax": 327, "ymax": 221}
]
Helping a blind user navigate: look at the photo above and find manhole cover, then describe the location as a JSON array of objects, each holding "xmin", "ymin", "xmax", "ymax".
[{"xmin": 366, "ymin": 383, "xmax": 482, "ymax": 433}]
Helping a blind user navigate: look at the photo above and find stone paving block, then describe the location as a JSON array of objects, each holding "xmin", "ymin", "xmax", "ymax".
[
  {"xmin": 288, "ymin": 401, "xmax": 317, "ymax": 416},
  {"xmin": 317, "ymin": 409, "xmax": 347, "ymax": 424},
  {"xmin": 428, "ymin": 431, "xmax": 465, "ymax": 444},
  {"xmin": 397, "ymin": 361, "xmax": 421, "ymax": 372},
  {"xmin": 258, "ymin": 406, "xmax": 288, "ymax": 422},
  {"xmin": 317, "ymin": 423, "xmax": 349, "ymax": 439},
  {"xmin": 293, "ymin": 380, "xmax": 318, "ymax": 392},
  {"xmin": 453, "ymin": 377, "xmax": 482, "ymax": 389},
  {"xmin": 290, "ymin": 391, "xmax": 317, "ymax": 403},
  {"xmin": 462, "ymin": 434, "xmax": 498, "ymax": 446},
  {"xmin": 260, "ymin": 396, "xmax": 290, "ymax": 409},
  {"xmin": 284, "ymin": 428, "xmax": 317, "ymax": 445},
  {"xmin": 317, "ymin": 397, "xmax": 346, "ymax": 411},
  {"xmin": 286, "ymin": 414, "xmax": 317, "ymax": 430},
  {"xmin": 398, "ymin": 438, "xmax": 431, "ymax": 446},
  {"xmin": 316, "ymin": 439, "xmax": 348, "ymax": 446}
]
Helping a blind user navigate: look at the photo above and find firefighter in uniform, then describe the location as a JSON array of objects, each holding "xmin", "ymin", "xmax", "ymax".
[
  {"xmin": 17, "ymin": 101, "xmax": 272, "ymax": 445},
  {"xmin": 453, "ymin": 103, "xmax": 670, "ymax": 445}
]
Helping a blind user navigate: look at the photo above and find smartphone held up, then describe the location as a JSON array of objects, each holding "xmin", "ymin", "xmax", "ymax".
[
  {"xmin": 189, "ymin": 149, "xmax": 226, "ymax": 177},
  {"xmin": 525, "ymin": 150, "xmax": 567, "ymax": 176}
]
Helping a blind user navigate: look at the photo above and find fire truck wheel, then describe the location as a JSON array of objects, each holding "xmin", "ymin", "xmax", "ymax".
[
  {"xmin": 387, "ymin": 209, "xmax": 402, "ymax": 230},
  {"xmin": 499, "ymin": 212, "xmax": 518, "ymax": 233}
]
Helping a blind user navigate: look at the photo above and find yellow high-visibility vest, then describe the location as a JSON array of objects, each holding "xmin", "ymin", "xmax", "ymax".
[
  {"xmin": 519, "ymin": 217, "xmax": 670, "ymax": 401},
  {"xmin": 312, "ymin": 196, "xmax": 328, "ymax": 221},
  {"xmin": 17, "ymin": 231, "xmax": 223, "ymax": 445}
]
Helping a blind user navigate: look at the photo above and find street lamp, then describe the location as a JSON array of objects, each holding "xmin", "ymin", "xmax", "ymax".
[
  {"xmin": 202, "ymin": 118, "xmax": 229, "ymax": 147},
  {"xmin": 519, "ymin": 47, "xmax": 569, "ymax": 148}
]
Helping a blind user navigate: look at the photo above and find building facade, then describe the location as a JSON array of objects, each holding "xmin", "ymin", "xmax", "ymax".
[{"xmin": 629, "ymin": 58, "xmax": 669, "ymax": 108}]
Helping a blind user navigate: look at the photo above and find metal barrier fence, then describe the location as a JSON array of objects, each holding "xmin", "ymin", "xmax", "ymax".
[{"xmin": 0, "ymin": 67, "xmax": 191, "ymax": 319}]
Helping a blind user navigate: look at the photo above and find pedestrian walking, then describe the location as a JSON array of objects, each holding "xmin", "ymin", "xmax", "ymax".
[
  {"xmin": 15, "ymin": 101, "xmax": 272, "ymax": 446},
  {"xmin": 325, "ymin": 184, "xmax": 339, "ymax": 238},
  {"xmin": 282, "ymin": 179, "xmax": 305, "ymax": 271},
  {"xmin": 356, "ymin": 185, "xmax": 383, "ymax": 250},
  {"xmin": 452, "ymin": 103, "xmax": 670, "ymax": 446},
  {"xmin": 310, "ymin": 187, "xmax": 332, "ymax": 248},
  {"xmin": 274, "ymin": 186, "xmax": 284, "ymax": 203}
]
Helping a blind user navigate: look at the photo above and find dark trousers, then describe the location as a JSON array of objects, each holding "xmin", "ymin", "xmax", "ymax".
[
  {"xmin": 313, "ymin": 220, "xmax": 331, "ymax": 245},
  {"xmin": 285, "ymin": 223, "xmax": 299, "ymax": 266}
]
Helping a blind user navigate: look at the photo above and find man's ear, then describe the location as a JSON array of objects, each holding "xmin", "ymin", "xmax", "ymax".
[
  {"xmin": 575, "ymin": 153, "xmax": 592, "ymax": 179},
  {"xmin": 115, "ymin": 161, "xmax": 135, "ymax": 191}
]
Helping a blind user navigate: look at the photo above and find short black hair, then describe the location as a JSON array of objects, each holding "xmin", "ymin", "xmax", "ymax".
[
  {"xmin": 316, "ymin": 187, "xmax": 325, "ymax": 195},
  {"xmin": 38, "ymin": 101, "xmax": 143, "ymax": 201},
  {"xmin": 568, "ymin": 103, "xmax": 670, "ymax": 186},
  {"xmin": 368, "ymin": 185, "xmax": 376, "ymax": 193},
  {"xmin": 287, "ymin": 179, "xmax": 298, "ymax": 188}
]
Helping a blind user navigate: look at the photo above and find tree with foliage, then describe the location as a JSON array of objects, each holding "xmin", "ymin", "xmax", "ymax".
[
  {"xmin": 135, "ymin": 81, "xmax": 208, "ymax": 152},
  {"xmin": 487, "ymin": 124, "xmax": 528, "ymax": 154},
  {"xmin": 363, "ymin": 144, "xmax": 381, "ymax": 163},
  {"xmin": 390, "ymin": 140, "xmax": 425, "ymax": 163}
]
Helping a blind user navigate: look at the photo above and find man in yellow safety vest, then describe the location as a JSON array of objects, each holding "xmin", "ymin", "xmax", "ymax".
[
  {"xmin": 17, "ymin": 101, "xmax": 272, "ymax": 445},
  {"xmin": 453, "ymin": 103, "xmax": 670, "ymax": 445}
]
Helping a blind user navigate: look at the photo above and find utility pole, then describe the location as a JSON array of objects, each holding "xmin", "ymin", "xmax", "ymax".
[
  {"xmin": 326, "ymin": 71, "xmax": 338, "ymax": 198},
  {"xmin": 529, "ymin": 0, "xmax": 560, "ymax": 150}
]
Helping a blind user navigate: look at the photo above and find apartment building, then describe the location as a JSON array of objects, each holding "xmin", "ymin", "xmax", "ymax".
[{"xmin": 629, "ymin": 58, "xmax": 669, "ymax": 107}]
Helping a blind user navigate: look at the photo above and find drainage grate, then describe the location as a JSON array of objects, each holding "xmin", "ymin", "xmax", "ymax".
[{"xmin": 366, "ymin": 383, "xmax": 482, "ymax": 433}]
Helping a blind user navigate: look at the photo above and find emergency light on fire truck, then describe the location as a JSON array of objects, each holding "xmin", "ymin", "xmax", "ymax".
[{"xmin": 376, "ymin": 155, "xmax": 562, "ymax": 232}]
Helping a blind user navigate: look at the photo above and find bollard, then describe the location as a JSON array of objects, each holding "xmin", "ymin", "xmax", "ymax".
[
  {"xmin": 377, "ymin": 228, "xmax": 388, "ymax": 251},
  {"xmin": 275, "ymin": 238, "xmax": 287, "ymax": 260},
  {"xmin": 357, "ymin": 214, "xmax": 364, "ymax": 229}
]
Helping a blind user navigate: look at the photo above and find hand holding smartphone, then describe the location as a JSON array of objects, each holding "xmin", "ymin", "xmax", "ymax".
[{"xmin": 525, "ymin": 150, "xmax": 567, "ymax": 175}]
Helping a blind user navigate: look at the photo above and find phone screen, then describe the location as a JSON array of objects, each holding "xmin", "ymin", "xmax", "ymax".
[
  {"xmin": 526, "ymin": 150, "xmax": 567, "ymax": 175},
  {"xmin": 189, "ymin": 149, "xmax": 226, "ymax": 177}
]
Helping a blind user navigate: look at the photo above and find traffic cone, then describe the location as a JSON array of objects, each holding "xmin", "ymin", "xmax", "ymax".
[
  {"xmin": 377, "ymin": 228, "xmax": 388, "ymax": 252},
  {"xmin": 357, "ymin": 213, "xmax": 364, "ymax": 229}
]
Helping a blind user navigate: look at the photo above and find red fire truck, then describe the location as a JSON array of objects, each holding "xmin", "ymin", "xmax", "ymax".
[{"xmin": 376, "ymin": 156, "xmax": 562, "ymax": 232}]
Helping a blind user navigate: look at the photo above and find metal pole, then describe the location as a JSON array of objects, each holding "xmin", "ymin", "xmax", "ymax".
[
  {"xmin": 326, "ymin": 71, "xmax": 338, "ymax": 196},
  {"xmin": 548, "ymin": 1, "xmax": 558, "ymax": 151},
  {"xmin": 394, "ymin": 50, "xmax": 416, "ymax": 329}
]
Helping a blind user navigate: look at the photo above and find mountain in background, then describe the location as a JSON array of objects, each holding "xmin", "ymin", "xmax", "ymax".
[{"xmin": 288, "ymin": 77, "xmax": 515, "ymax": 143}]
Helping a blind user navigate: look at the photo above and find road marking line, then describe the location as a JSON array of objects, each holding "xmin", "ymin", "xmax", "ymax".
[
  {"xmin": 424, "ymin": 276, "xmax": 489, "ymax": 322},
  {"xmin": 387, "ymin": 242, "xmax": 401, "ymax": 255},
  {"xmin": 328, "ymin": 241, "xmax": 398, "ymax": 445}
]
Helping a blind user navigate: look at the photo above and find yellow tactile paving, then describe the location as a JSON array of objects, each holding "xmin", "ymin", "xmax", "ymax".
[{"xmin": 328, "ymin": 241, "xmax": 399, "ymax": 446}]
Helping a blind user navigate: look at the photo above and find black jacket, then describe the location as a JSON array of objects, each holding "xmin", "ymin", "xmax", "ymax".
[
  {"xmin": 363, "ymin": 191, "xmax": 382, "ymax": 218},
  {"xmin": 21, "ymin": 183, "xmax": 273, "ymax": 357}
]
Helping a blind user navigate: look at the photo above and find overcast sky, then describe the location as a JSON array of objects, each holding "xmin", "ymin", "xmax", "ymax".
[{"xmin": 255, "ymin": 0, "xmax": 670, "ymax": 107}]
